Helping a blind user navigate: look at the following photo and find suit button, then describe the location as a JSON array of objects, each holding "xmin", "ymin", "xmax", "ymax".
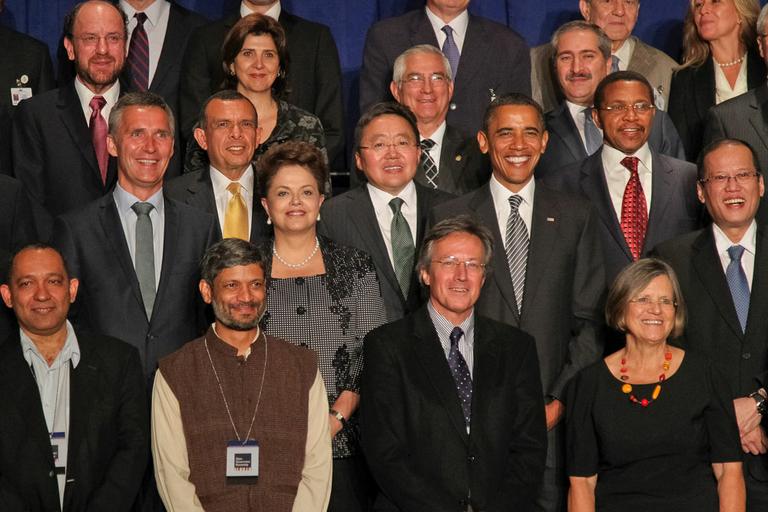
[
  {"xmin": 450, "ymin": 102, "xmax": 457, "ymax": 111},
  {"xmin": 49, "ymin": 470, "xmax": 54, "ymax": 477},
  {"xmin": 467, "ymin": 455, "xmax": 476, "ymax": 463},
  {"xmin": 296, "ymin": 306, "xmax": 306, "ymax": 315},
  {"xmin": 295, "ymin": 277, "xmax": 305, "ymax": 285},
  {"xmin": 743, "ymin": 352, "xmax": 752, "ymax": 360}
]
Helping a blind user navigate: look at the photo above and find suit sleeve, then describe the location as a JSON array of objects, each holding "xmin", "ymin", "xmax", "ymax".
[
  {"xmin": 151, "ymin": 371, "xmax": 206, "ymax": 512},
  {"xmin": 86, "ymin": 345, "xmax": 150, "ymax": 510},
  {"xmin": 50, "ymin": 215, "xmax": 90, "ymax": 332},
  {"xmin": 10, "ymin": 182, "xmax": 37, "ymax": 250},
  {"xmin": 702, "ymin": 106, "xmax": 726, "ymax": 149},
  {"xmin": 667, "ymin": 71, "xmax": 696, "ymax": 161},
  {"xmin": 311, "ymin": 26, "xmax": 345, "ymax": 172},
  {"xmin": 658, "ymin": 112, "xmax": 687, "ymax": 161},
  {"xmin": 549, "ymin": 206, "xmax": 605, "ymax": 399},
  {"xmin": 349, "ymin": 261, "xmax": 388, "ymax": 392},
  {"xmin": 359, "ymin": 23, "xmax": 393, "ymax": 113},
  {"xmin": 359, "ymin": 329, "xmax": 446, "ymax": 510},
  {"xmin": 292, "ymin": 370, "xmax": 332, "ymax": 512},
  {"xmin": 178, "ymin": 28, "xmax": 214, "ymax": 143},
  {"xmin": 35, "ymin": 44, "xmax": 56, "ymax": 94}
]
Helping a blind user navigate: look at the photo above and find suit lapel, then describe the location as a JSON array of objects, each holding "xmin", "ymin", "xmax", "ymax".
[
  {"xmin": 693, "ymin": 60, "xmax": 716, "ymax": 127},
  {"xmin": 411, "ymin": 309, "xmax": 469, "ymax": 443},
  {"xmin": 455, "ymin": 15, "xmax": 490, "ymax": 94},
  {"xmin": 471, "ymin": 186, "xmax": 520, "ymax": 323},
  {"xmin": 152, "ymin": 197, "xmax": 180, "ymax": 322},
  {"xmin": 644, "ymin": 151, "xmax": 673, "ymax": 251},
  {"xmin": 745, "ymin": 225, "xmax": 768, "ymax": 338},
  {"xmin": 548, "ymin": 103, "xmax": 587, "ymax": 162},
  {"xmin": 438, "ymin": 126, "xmax": 465, "ymax": 192},
  {"xmin": 748, "ymin": 84, "xmax": 768, "ymax": 154},
  {"xmin": 626, "ymin": 37, "xmax": 653, "ymax": 77},
  {"xmin": 410, "ymin": 11, "xmax": 440, "ymax": 47},
  {"xmin": 57, "ymin": 84, "xmax": 105, "ymax": 190},
  {"xmin": 150, "ymin": 5, "xmax": 183, "ymax": 92},
  {"xmin": 522, "ymin": 184, "xmax": 559, "ymax": 312},
  {"xmin": 691, "ymin": 228, "xmax": 744, "ymax": 338},
  {"xmin": 468, "ymin": 319, "xmax": 499, "ymax": 434}
]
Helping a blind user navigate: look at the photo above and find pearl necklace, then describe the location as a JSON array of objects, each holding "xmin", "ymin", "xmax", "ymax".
[
  {"xmin": 619, "ymin": 349, "xmax": 672, "ymax": 408},
  {"xmin": 714, "ymin": 54, "xmax": 745, "ymax": 68},
  {"xmin": 273, "ymin": 237, "xmax": 319, "ymax": 268}
]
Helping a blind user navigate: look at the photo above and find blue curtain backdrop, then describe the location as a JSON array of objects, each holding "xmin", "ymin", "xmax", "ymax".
[{"xmin": 0, "ymin": 0, "xmax": 740, "ymax": 129}]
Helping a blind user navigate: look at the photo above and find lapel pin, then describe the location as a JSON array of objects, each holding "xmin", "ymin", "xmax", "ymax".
[
  {"xmin": 547, "ymin": 217, "xmax": 555, "ymax": 222},
  {"xmin": 455, "ymin": 155, "xmax": 462, "ymax": 162},
  {"xmin": 489, "ymin": 88, "xmax": 497, "ymax": 102}
]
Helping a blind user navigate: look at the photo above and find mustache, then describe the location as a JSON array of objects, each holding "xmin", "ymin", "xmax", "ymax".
[
  {"xmin": 566, "ymin": 71, "xmax": 592, "ymax": 81},
  {"xmin": 228, "ymin": 301, "xmax": 261, "ymax": 309}
]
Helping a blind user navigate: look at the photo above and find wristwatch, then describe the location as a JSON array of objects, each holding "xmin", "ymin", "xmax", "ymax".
[
  {"xmin": 749, "ymin": 390, "xmax": 767, "ymax": 416},
  {"xmin": 330, "ymin": 408, "xmax": 348, "ymax": 428}
]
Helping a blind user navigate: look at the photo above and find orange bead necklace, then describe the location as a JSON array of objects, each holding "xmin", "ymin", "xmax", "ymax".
[{"xmin": 619, "ymin": 349, "xmax": 672, "ymax": 407}]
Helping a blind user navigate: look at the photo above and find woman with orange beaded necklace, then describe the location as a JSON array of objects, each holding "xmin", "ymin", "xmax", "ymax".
[{"xmin": 566, "ymin": 258, "xmax": 745, "ymax": 512}]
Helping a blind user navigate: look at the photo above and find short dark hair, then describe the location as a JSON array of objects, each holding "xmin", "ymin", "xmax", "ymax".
[
  {"xmin": 109, "ymin": 91, "xmax": 175, "ymax": 136},
  {"xmin": 4, "ymin": 243, "xmax": 72, "ymax": 285},
  {"xmin": 697, "ymin": 138, "xmax": 761, "ymax": 181},
  {"xmin": 417, "ymin": 215, "xmax": 494, "ymax": 283},
  {"xmin": 482, "ymin": 93, "xmax": 545, "ymax": 133},
  {"xmin": 353, "ymin": 102, "xmax": 420, "ymax": 154},
  {"xmin": 221, "ymin": 13, "xmax": 289, "ymax": 98},
  {"xmin": 256, "ymin": 140, "xmax": 329, "ymax": 198},
  {"xmin": 63, "ymin": 0, "xmax": 127, "ymax": 41},
  {"xmin": 593, "ymin": 70, "xmax": 654, "ymax": 110},
  {"xmin": 197, "ymin": 89, "xmax": 257, "ymax": 131},
  {"xmin": 200, "ymin": 239, "xmax": 264, "ymax": 284}
]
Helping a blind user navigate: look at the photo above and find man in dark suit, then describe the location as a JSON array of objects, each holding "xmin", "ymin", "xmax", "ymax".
[
  {"xmin": 166, "ymin": 90, "xmax": 269, "ymax": 243},
  {"xmin": 544, "ymin": 71, "xmax": 700, "ymax": 286},
  {"xmin": 387, "ymin": 44, "xmax": 488, "ymax": 194},
  {"xmin": 537, "ymin": 21, "xmax": 684, "ymax": 180},
  {"xmin": 360, "ymin": 0, "xmax": 530, "ymax": 138},
  {"xmin": 178, "ymin": 0, "xmax": 345, "ymax": 171},
  {"xmin": 51, "ymin": 92, "xmax": 216, "ymax": 378},
  {"xmin": 431, "ymin": 94, "xmax": 604, "ymax": 511},
  {"xmin": 654, "ymin": 139, "xmax": 768, "ymax": 510},
  {"xmin": 0, "ymin": 243, "xmax": 148, "ymax": 510},
  {"xmin": 12, "ymin": 0, "xmax": 133, "ymax": 240},
  {"xmin": 531, "ymin": 0, "xmax": 677, "ymax": 114},
  {"xmin": 319, "ymin": 102, "xmax": 452, "ymax": 321},
  {"xmin": 361, "ymin": 215, "xmax": 547, "ymax": 511}
]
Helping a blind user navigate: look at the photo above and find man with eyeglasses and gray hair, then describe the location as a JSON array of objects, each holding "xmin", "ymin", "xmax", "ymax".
[
  {"xmin": 361, "ymin": 214, "xmax": 547, "ymax": 512},
  {"xmin": 654, "ymin": 138, "xmax": 768, "ymax": 510},
  {"xmin": 386, "ymin": 44, "xmax": 487, "ymax": 195}
]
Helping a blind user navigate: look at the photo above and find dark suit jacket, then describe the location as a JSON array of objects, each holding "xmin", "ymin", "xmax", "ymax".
[
  {"xmin": 422, "ymin": 124, "xmax": 489, "ymax": 195},
  {"xmin": 360, "ymin": 9, "xmax": 530, "ymax": 137},
  {"xmin": 0, "ymin": 330, "xmax": 148, "ymax": 511},
  {"xmin": 360, "ymin": 306, "xmax": 547, "ymax": 512},
  {"xmin": 669, "ymin": 50, "xmax": 766, "ymax": 162},
  {"xmin": 653, "ymin": 225, "xmax": 768, "ymax": 482},
  {"xmin": 536, "ymin": 101, "xmax": 685, "ymax": 180},
  {"xmin": 178, "ymin": 10, "xmax": 345, "ymax": 170},
  {"xmin": 431, "ymin": 181, "xmax": 604, "ymax": 472},
  {"xmin": 318, "ymin": 182, "xmax": 453, "ymax": 321},
  {"xmin": 164, "ymin": 168, "xmax": 270, "ymax": 243},
  {"xmin": 544, "ymin": 149, "xmax": 701, "ymax": 285},
  {"xmin": 51, "ymin": 194, "xmax": 216, "ymax": 377},
  {"xmin": 10, "ymin": 82, "xmax": 122, "ymax": 240}
]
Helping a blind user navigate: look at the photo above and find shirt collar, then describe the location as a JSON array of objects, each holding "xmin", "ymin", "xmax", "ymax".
[
  {"xmin": 566, "ymin": 100, "xmax": 592, "ymax": 119},
  {"xmin": 489, "ymin": 172, "xmax": 536, "ymax": 209},
  {"xmin": 602, "ymin": 142, "xmax": 652, "ymax": 172},
  {"xmin": 422, "ymin": 120, "xmax": 447, "ymax": 146},
  {"xmin": 74, "ymin": 77, "xmax": 120, "ymax": 112},
  {"xmin": 612, "ymin": 36, "xmax": 635, "ymax": 68},
  {"xmin": 241, "ymin": 1, "xmax": 281, "ymax": 20},
  {"xmin": 120, "ymin": 0, "xmax": 167, "ymax": 26},
  {"xmin": 366, "ymin": 179, "xmax": 417, "ymax": 212},
  {"xmin": 427, "ymin": 300, "xmax": 475, "ymax": 348},
  {"xmin": 209, "ymin": 323, "xmax": 263, "ymax": 360},
  {"xmin": 210, "ymin": 164, "xmax": 255, "ymax": 195},
  {"xmin": 113, "ymin": 182, "xmax": 165, "ymax": 216},
  {"xmin": 21, "ymin": 320, "xmax": 81, "ymax": 370},
  {"xmin": 712, "ymin": 219, "xmax": 757, "ymax": 256},
  {"xmin": 425, "ymin": 5, "xmax": 469, "ymax": 39}
]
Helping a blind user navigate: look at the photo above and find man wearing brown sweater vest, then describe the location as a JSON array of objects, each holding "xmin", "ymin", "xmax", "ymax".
[{"xmin": 151, "ymin": 239, "xmax": 332, "ymax": 511}]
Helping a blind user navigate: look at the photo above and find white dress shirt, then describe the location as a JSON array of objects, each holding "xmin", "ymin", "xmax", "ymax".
[
  {"xmin": 74, "ymin": 78, "xmax": 120, "ymax": 126},
  {"xmin": 120, "ymin": 0, "xmax": 171, "ymax": 86},
  {"xmin": 489, "ymin": 174, "xmax": 534, "ymax": 250},
  {"xmin": 367, "ymin": 180, "xmax": 418, "ymax": 269},
  {"xmin": 612, "ymin": 37, "xmax": 635, "ymax": 71},
  {"xmin": 425, "ymin": 6, "xmax": 469, "ymax": 54},
  {"xmin": 241, "ymin": 0, "xmax": 281, "ymax": 20},
  {"xmin": 714, "ymin": 54, "xmax": 748, "ymax": 105},
  {"xmin": 713, "ymin": 220, "xmax": 757, "ymax": 290},
  {"xmin": 421, "ymin": 120, "xmax": 447, "ymax": 172},
  {"xmin": 601, "ymin": 143, "xmax": 653, "ymax": 219},
  {"xmin": 113, "ymin": 183, "xmax": 165, "ymax": 287},
  {"xmin": 209, "ymin": 165, "xmax": 255, "ymax": 237}
]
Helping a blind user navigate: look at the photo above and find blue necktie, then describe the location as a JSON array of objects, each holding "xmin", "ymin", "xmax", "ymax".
[
  {"xmin": 583, "ymin": 107, "xmax": 602, "ymax": 155},
  {"xmin": 448, "ymin": 327, "xmax": 472, "ymax": 428},
  {"xmin": 441, "ymin": 25, "xmax": 460, "ymax": 79},
  {"xmin": 611, "ymin": 55, "xmax": 620, "ymax": 73},
  {"xmin": 726, "ymin": 245, "xmax": 750, "ymax": 332}
]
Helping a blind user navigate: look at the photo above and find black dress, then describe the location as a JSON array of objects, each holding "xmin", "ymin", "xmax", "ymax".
[{"xmin": 566, "ymin": 350, "xmax": 742, "ymax": 512}]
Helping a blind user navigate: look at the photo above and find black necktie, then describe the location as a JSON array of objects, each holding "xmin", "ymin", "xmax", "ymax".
[{"xmin": 448, "ymin": 326, "xmax": 472, "ymax": 428}]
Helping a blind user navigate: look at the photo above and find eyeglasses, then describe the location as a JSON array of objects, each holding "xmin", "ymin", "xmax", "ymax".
[
  {"xmin": 599, "ymin": 102, "xmax": 655, "ymax": 114},
  {"xmin": 629, "ymin": 296, "xmax": 677, "ymax": 308},
  {"xmin": 699, "ymin": 170, "xmax": 760, "ymax": 185},
  {"xmin": 432, "ymin": 257, "xmax": 486, "ymax": 274},
  {"xmin": 74, "ymin": 34, "xmax": 126, "ymax": 47},
  {"xmin": 359, "ymin": 138, "xmax": 418, "ymax": 154},
  {"xmin": 401, "ymin": 73, "xmax": 450, "ymax": 87}
]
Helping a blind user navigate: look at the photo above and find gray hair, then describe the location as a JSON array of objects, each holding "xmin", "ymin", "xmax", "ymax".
[
  {"xmin": 392, "ymin": 44, "xmax": 453, "ymax": 83},
  {"xmin": 551, "ymin": 20, "xmax": 612, "ymax": 60},
  {"xmin": 200, "ymin": 239, "xmax": 264, "ymax": 284},
  {"xmin": 758, "ymin": 2, "xmax": 768, "ymax": 36},
  {"xmin": 108, "ymin": 91, "xmax": 175, "ymax": 137},
  {"xmin": 418, "ymin": 215, "xmax": 494, "ymax": 281}
]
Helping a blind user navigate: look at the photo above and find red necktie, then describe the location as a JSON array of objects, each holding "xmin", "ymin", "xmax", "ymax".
[
  {"xmin": 127, "ymin": 12, "xmax": 149, "ymax": 91},
  {"xmin": 620, "ymin": 156, "xmax": 647, "ymax": 261},
  {"xmin": 89, "ymin": 95, "xmax": 108, "ymax": 184}
]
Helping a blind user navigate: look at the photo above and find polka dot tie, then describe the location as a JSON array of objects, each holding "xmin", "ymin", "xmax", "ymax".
[
  {"xmin": 619, "ymin": 156, "xmax": 647, "ymax": 261},
  {"xmin": 448, "ymin": 326, "xmax": 472, "ymax": 429}
]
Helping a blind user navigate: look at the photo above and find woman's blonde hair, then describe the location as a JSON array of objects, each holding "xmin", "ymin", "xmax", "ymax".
[{"xmin": 681, "ymin": 0, "xmax": 760, "ymax": 68}]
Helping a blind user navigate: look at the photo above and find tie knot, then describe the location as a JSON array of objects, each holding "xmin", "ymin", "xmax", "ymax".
[
  {"xmin": 227, "ymin": 182, "xmax": 242, "ymax": 196},
  {"xmin": 389, "ymin": 197, "xmax": 405, "ymax": 214},
  {"xmin": 135, "ymin": 11, "xmax": 148, "ymax": 24},
  {"xmin": 621, "ymin": 156, "xmax": 639, "ymax": 175},
  {"xmin": 441, "ymin": 25, "xmax": 454, "ymax": 36},
  {"xmin": 420, "ymin": 138, "xmax": 436, "ymax": 150},
  {"xmin": 131, "ymin": 201, "xmax": 154, "ymax": 216},
  {"xmin": 449, "ymin": 326, "xmax": 463, "ymax": 347},
  {"xmin": 508, "ymin": 194, "xmax": 522, "ymax": 213},
  {"xmin": 728, "ymin": 244, "xmax": 745, "ymax": 262},
  {"xmin": 89, "ymin": 95, "xmax": 106, "ymax": 112}
]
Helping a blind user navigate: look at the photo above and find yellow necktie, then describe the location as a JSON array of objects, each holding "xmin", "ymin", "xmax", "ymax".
[{"xmin": 223, "ymin": 182, "xmax": 249, "ymax": 240}]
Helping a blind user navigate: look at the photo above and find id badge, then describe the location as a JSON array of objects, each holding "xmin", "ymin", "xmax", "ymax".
[
  {"xmin": 10, "ymin": 87, "xmax": 32, "ymax": 106},
  {"xmin": 226, "ymin": 440, "xmax": 259, "ymax": 478},
  {"xmin": 51, "ymin": 432, "xmax": 68, "ymax": 474}
]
